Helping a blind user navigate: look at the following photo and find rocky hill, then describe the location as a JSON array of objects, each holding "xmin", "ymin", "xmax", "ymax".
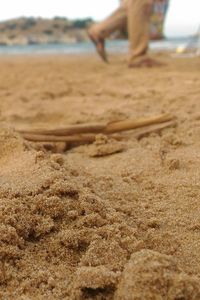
[{"xmin": 0, "ymin": 17, "xmax": 94, "ymax": 46}]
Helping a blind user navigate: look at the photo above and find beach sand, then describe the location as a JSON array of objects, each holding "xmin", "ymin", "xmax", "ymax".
[{"xmin": 0, "ymin": 53, "xmax": 200, "ymax": 299}]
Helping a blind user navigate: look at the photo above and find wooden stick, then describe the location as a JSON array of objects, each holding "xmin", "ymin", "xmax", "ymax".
[
  {"xmin": 22, "ymin": 133, "xmax": 97, "ymax": 143},
  {"xmin": 21, "ymin": 120, "xmax": 175, "ymax": 143},
  {"xmin": 18, "ymin": 113, "xmax": 173, "ymax": 137},
  {"xmin": 105, "ymin": 113, "xmax": 173, "ymax": 133},
  {"xmin": 19, "ymin": 123, "xmax": 106, "ymax": 136},
  {"xmin": 22, "ymin": 133, "xmax": 125, "ymax": 143},
  {"xmin": 133, "ymin": 120, "xmax": 176, "ymax": 139}
]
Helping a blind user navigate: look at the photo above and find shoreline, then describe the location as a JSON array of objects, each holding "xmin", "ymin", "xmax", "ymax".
[{"xmin": 0, "ymin": 37, "xmax": 197, "ymax": 56}]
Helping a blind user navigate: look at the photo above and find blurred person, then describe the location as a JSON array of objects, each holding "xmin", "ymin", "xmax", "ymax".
[{"xmin": 88, "ymin": 0, "xmax": 169, "ymax": 67}]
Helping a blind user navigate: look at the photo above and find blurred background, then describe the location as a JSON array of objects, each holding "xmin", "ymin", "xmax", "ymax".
[{"xmin": 0, "ymin": 0, "xmax": 199, "ymax": 55}]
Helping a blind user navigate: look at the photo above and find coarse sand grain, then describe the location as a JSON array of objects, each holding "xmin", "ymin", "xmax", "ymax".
[{"xmin": 0, "ymin": 54, "xmax": 200, "ymax": 299}]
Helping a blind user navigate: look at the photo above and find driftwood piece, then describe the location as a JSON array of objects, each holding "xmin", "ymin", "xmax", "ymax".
[
  {"xmin": 22, "ymin": 133, "xmax": 97, "ymax": 143},
  {"xmin": 133, "ymin": 120, "xmax": 176, "ymax": 139},
  {"xmin": 19, "ymin": 114, "xmax": 173, "ymax": 138},
  {"xmin": 21, "ymin": 119, "xmax": 176, "ymax": 144},
  {"xmin": 19, "ymin": 123, "xmax": 107, "ymax": 136},
  {"xmin": 105, "ymin": 113, "xmax": 173, "ymax": 134},
  {"xmin": 21, "ymin": 133, "xmax": 124, "ymax": 143}
]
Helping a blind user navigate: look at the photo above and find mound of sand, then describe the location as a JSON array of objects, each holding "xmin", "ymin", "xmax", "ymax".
[
  {"xmin": 0, "ymin": 128, "xmax": 140, "ymax": 299},
  {"xmin": 116, "ymin": 250, "xmax": 200, "ymax": 300}
]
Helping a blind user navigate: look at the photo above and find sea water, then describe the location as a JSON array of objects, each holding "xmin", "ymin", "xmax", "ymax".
[{"xmin": 0, "ymin": 37, "xmax": 197, "ymax": 56}]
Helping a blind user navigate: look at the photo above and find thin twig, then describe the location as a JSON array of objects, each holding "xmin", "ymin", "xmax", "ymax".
[
  {"xmin": 19, "ymin": 123, "xmax": 106, "ymax": 136},
  {"xmin": 133, "ymin": 120, "xmax": 176, "ymax": 139},
  {"xmin": 21, "ymin": 120, "xmax": 175, "ymax": 143},
  {"xmin": 21, "ymin": 133, "xmax": 125, "ymax": 143},
  {"xmin": 105, "ymin": 113, "xmax": 173, "ymax": 133},
  {"xmin": 18, "ymin": 113, "xmax": 174, "ymax": 137}
]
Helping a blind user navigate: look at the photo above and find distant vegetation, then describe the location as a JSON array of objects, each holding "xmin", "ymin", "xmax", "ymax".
[
  {"xmin": 0, "ymin": 17, "xmax": 95, "ymax": 45},
  {"xmin": 72, "ymin": 18, "xmax": 94, "ymax": 28}
]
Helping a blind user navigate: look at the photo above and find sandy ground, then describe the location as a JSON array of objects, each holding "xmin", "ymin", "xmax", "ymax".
[{"xmin": 0, "ymin": 53, "xmax": 200, "ymax": 299}]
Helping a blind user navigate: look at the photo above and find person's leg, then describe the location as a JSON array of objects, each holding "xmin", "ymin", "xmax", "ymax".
[
  {"xmin": 89, "ymin": 4, "xmax": 127, "ymax": 39},
  {"xmin": 88, "ymin": 1, "xmax": 128, "ymax": 62},
  {"xmin": 128, "ymin": 0, "xmax": 163, "ymax": 67}
]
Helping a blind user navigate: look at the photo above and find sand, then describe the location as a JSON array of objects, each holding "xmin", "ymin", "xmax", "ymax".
[{"xmin": 0, "ymin": 53, "xmax": 200, "ymax": 299}]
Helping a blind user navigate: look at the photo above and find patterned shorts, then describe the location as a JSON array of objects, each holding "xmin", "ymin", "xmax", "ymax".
[{"xmin": 150, "ymin": 0, "xmax": 169, "ymax": 39}]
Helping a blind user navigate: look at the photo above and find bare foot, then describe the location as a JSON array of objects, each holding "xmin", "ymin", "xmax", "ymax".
[
  {"xmin": 129, "ymin": 58, "xmax": 165, "ymax": 68},
  {"xmin": 87, "ymin": 29, "xmax": 108, "ymax": 63}
]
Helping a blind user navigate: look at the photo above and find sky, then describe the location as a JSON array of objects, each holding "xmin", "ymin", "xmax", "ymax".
[{"xmin": 0, "ymin": 0, "xmax": 200, "ymax": 37}]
